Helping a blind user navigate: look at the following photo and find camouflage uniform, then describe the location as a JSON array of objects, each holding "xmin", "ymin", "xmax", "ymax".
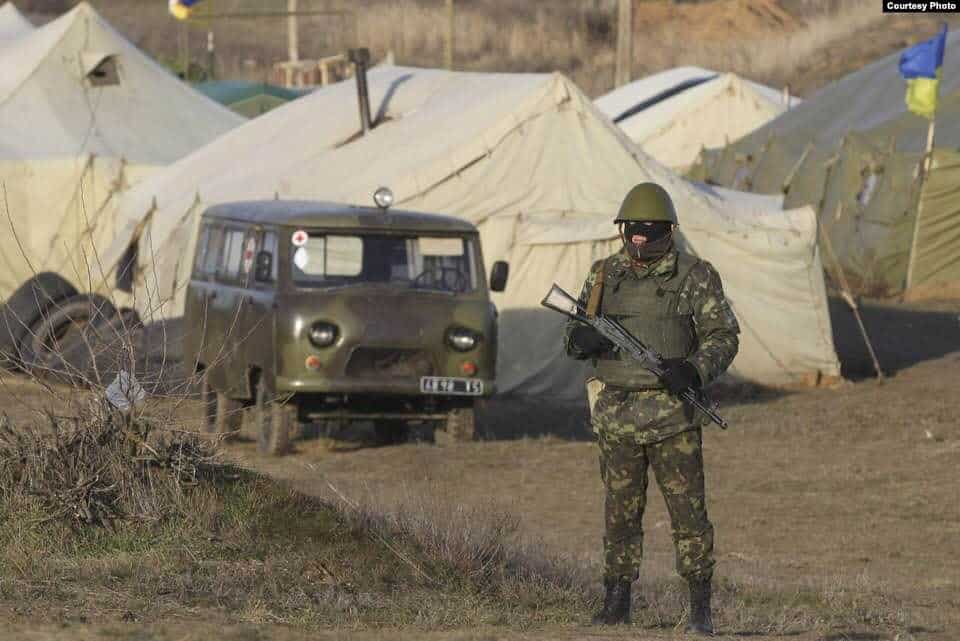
[{"xmin": 565, "ymin": 247, "xmax": 740, "ymax": 583}]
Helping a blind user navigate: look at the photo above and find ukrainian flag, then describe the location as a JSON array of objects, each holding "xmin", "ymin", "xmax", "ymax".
[
  {"xmin": 169, "ymin": 0, "xmax": 204, "ymax": 20},
  {"xmin": 899, "ymin": 25, "xmax": 948, "ymax": 120}
]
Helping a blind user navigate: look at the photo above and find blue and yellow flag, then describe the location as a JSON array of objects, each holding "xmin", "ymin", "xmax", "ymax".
[
  {"xmin": 169, "ymin": 0, "xmax": 204, "ymax": 20},
  {"xmin": 899, "ymin": 25, "xmax": 947, "ymax": 120}
]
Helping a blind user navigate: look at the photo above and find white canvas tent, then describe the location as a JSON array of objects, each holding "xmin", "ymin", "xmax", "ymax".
[
  {"xmin": 0, "ymin": 3, "xmax": 32, "ymax": 43},
  {"xmin": 0, "ymin": 2, "xmax": 244, "ymax": 299},
  {"xmin": 595, "ymin": 66, "xmax": 795, "ymax": 171},
  {"xmin": 103, "ymin": 66, "xmax": 839, "ymax": 398}
]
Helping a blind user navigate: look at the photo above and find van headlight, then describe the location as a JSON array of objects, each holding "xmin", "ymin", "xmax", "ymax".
[
  {"xmin": 446, "ymin": 326, "xmax": 479, "ymax": 352},
  {"xmin": 309, "ymin": 321, "xmax": 338, "ymax": 348}
]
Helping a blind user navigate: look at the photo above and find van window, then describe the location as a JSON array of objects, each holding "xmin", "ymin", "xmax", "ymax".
[
  {"xmin": 241, "ymin": 232, "xmax": 257, "ymax": 277},
  {"xmin": 193, "ymin": 225, "xmax": 211, "ymax": 277},
  {"xmin": 200, "ymin": 226, "xmax": 224, "ymax": 277},
  {"xmin": 293, "ymin": 232, "xmax": 478, "ymax": 293},
  {"xmin": 261, "ymin": 231, "xmax": 279, "ymax": 282},
  {"xmin": 295, "ymin": 235, "xmax": 363, "ymax": 277},
  {"xmin": 219, "ymin": 228, "xmax": 246, "ymax": 279}
]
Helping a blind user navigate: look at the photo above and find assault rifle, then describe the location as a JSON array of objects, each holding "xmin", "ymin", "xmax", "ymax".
[{"xmin": 541, "ymin": 284, "xmax": 728, "ymax": 429}]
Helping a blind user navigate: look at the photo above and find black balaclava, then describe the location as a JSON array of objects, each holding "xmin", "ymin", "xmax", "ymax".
[{"xmin": 621, "ymin": 221, "xmax": 674, "ymax": 262}]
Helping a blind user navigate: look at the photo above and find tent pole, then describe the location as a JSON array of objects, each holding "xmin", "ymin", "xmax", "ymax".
[
  {"xmin": 905, "ymin": 118, "xmax": 936, "ymax": 291},
  {"xmin": 821, "ymin": 204, "xmax": 885, "ymax": 380},
  {"xmin": 288, "ymin": 0, "xmax": 299, "ymax": 64}
]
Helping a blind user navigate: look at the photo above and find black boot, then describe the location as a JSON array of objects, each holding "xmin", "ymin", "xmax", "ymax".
[
  {"xmin": 592, "ymin": 577, "xmax": 631, "ymax": 625},
  {"xmin": 685, "ymin": 576, "xmax": 714, "ymax": 636}
]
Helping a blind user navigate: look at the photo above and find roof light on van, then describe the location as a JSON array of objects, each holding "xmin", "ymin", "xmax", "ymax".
[{"xmin": 373, "ymin": 187, "xmax": 394, "ymax": 210}]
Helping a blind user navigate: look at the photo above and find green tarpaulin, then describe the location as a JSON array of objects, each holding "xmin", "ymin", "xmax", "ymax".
[{"xmin": 194, "ymin": 80, "xmax": 309, "ymax": 117}]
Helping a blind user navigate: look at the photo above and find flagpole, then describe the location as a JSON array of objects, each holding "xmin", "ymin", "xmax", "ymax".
[
  {"xmin": 924, "ymin": 118, "xmax": 936, "ymax": 171},
  {"xmin": 905, "ymin": 117, "xmax": 936, "ymax": 292}
]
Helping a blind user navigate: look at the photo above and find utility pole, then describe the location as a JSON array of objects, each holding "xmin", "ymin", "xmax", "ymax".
[
  {"xmin": 288, "ymin": 0, "xmax": 299, "ymax": 63},
  {"xmin": 445, "ymin": 0, "xmax": 454, "ymax": 70},
  {"xmin": 178, "ymin": 21, "xmax": 189, "ymax": 79},
  {"xmin": 615, "ymin": 0, "xmax": 633, "ymax": 87}
]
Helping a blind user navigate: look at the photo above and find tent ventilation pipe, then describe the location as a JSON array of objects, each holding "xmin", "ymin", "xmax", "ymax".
[{"xmin": 348, "ymin": 48, "xmax": 373, "ymax": 134}]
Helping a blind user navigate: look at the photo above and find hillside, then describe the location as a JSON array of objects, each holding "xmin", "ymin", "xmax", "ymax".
[{"xmin": 15, "ymin": 0, "xmax": 959, "ymax": 97}]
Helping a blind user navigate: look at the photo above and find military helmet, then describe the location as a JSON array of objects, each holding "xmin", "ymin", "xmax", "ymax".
[{"xmin": 614, "ymin": 183, "xmax": 678, "ymax": 224}]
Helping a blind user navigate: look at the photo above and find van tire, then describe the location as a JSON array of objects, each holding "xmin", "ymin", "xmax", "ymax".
[
  {"xmin": 0, "ymin": 273, "xmax": 78, "ymax": 367},
  {"xmin": 215, "ymin": 394, "xmax": 243, "ymax": 439},
  {"xmin": 201, "ymin": 376, "xmax": 242, "ymax": 439},
  {"xmin": 255, "ymin": 380, "xmax": 292, "ymax": 456},
  {"xmin": 435, "ymin": 407, "xmax": 476, "ymax": 445}
]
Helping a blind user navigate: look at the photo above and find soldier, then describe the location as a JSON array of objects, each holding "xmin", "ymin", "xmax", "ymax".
[{"xmin": 564, "ymin": 183, "xmax": 740, "ymax": 635}]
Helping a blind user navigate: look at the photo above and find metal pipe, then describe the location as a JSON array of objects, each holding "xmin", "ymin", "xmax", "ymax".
[{"xmin": 348, "ymin": 48, "xmax": 373, "ymax": 134}]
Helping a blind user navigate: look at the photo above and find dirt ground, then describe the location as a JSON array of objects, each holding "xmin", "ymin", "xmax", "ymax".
[
  {"xmin": 224, "ymin": 355, "xmax": 960, "ymax": 640},
  {"xmin": 1, "ymin": 297, "xmax": 958, "ymax": 640}
]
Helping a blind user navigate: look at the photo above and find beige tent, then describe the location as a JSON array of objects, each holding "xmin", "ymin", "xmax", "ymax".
[
  {"xmin": 0, "ymin": 3, "xmax": 32, "ymax": 43},
  {"xmin": 595, "ymin": 67, "xmax": 794, "ymax": 171},
  {"xmin": 0, "ymin": 2, "xmax": 244, "ymax": 299},
  {"xmin": 102, "ymin": 66, "xmax": 839, "ymax": 397}
]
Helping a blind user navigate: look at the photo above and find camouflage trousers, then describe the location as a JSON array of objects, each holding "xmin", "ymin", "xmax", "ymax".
[{"xmin": 597, "ymin": 427, "xmax": 715, "ymax": 582}]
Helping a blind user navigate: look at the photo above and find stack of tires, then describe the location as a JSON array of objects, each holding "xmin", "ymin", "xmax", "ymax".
[{"xmin": 0, "ymin": 273, "xmax": 147, "ymax": 387}]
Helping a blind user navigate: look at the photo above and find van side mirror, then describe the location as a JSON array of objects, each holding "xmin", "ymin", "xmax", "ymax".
[
  {"xmin": 254, "ymin": 251, "xmax": 273, "ymax": 282},
  {"xmin": 489, "ymin": 261, "xmax": 509, "ymax": 293}
]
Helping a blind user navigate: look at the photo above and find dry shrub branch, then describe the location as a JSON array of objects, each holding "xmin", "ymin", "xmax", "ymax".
[{"xmin": 0, "ymin": 402, "xmax": 221, "ymax": 531}]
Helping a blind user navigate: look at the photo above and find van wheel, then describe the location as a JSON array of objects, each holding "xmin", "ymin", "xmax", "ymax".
[
  {"xmin": 434, "ymin": 407, "xmax": 476, "ymax": 446},
  {"xmin": 255, "ymin": 380, "xmax": 293, "ymax": 456},
  {"xmin": 200, "ymin": 375, "xmax": 242, "ymax": 438},
  {"xmin": 215, "ymin": 394, "xmax": 243, "ymax": 439}
]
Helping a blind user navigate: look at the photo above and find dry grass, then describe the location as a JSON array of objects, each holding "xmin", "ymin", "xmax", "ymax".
[
  {"xmin": 0, "ymin": 370, "xmax": 916, "ymax": 636},
  {"xmin": 726, "ymin": 0, "xmax": 886, "ymax": 88},
  {"xmin": 0, "ymin": 399, "xmax": 593, "ymax": 628},
  {"xmin": 23, "ymin": 0, "xmax": 901, "ymax": 97}
]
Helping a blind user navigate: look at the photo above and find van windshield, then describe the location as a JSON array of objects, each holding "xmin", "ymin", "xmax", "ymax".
[{"xmin": 291, "ymin": 232, "xmax": 480, "ymax": 293}]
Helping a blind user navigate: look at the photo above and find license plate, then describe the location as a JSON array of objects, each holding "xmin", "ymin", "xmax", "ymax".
[{"xmin": 420, "ymin": 376, "xmax": 484, "ymax": 396}]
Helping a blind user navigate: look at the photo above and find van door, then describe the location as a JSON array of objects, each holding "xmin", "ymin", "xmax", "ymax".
[
  {"xmin": 185, "ymin": 222, "xmax": 211, "ymax": 371},
  {"xmin": 208, "ymin": 225, "xmax": 248, "ymax": 394},
  {"xmin": 187, "ymin": 223, "xmax": 226, "ymax": 381},
  {"xmin": 240, "ymin": 228, "xmax": 278, "ymax": 397}
]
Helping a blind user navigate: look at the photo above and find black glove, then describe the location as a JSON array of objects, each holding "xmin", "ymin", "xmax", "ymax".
[
  {"xmin": 569, "ymin": 325, "xmax": 614, "ymax": 356},
  {"xmin": 659, "ymin": 358, "xmax": 701, "ymax": 395}
]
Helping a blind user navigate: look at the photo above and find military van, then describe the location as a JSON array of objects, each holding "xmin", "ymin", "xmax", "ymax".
[{"xmin": 184, "ymin": 193, "xmax": 508, "ymax": 455}]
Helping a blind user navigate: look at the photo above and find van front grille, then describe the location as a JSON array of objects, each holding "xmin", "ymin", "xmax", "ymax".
[{"xmin": 344, "ymin": 347, "xmax": 434, "ymax": 379}]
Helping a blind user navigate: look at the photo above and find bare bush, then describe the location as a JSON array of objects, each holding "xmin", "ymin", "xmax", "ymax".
[{"xmin": 0, "ymin": 401, "xmax": 220, "ymax": 530}]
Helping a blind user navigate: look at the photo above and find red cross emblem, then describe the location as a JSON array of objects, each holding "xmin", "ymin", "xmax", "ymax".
[{"xmin": 291, "ymin": 230, "xmax": 308, "ymax": 247}]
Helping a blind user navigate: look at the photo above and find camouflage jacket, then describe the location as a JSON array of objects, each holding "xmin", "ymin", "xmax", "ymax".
[{"xmin": 564, "ymin": 247, "xmax": 740, "ymax": 443}]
